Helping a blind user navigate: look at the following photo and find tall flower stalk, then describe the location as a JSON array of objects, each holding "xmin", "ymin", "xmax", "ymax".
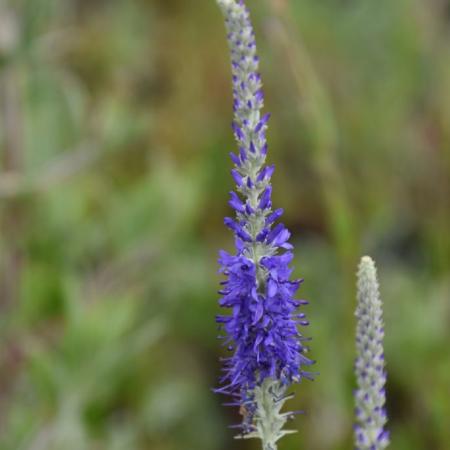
[
  {"xmin": 354, "ymin": 256, "xmax": 389, "ymax": 450},
  {"xmin": 215, "ymin": 1, "xmax": 314, "ymax": 448}
]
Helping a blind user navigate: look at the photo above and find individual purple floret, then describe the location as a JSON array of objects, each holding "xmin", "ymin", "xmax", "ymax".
[
  {"xmin": 354, "ymin": 256, "xmax": 389, "ymax": 450},
  {"xmin": 215, "ymin": 1, "xmax": 314, "ymax": 447}
]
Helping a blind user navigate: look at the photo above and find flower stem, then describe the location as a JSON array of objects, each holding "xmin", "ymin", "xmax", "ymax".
[{"xmin": 263, "ymin": 443, "xmax": 277, "ymax": 450}]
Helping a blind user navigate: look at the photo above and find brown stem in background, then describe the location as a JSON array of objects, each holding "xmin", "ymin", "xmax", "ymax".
[
  {"xmin": 0, "ymin": 63, "xmax": 25, "ymax": 312},
  {"xmin": 264, "ymin": 0, "xmax": 358, "ymax": 273},
  {"xmin": 0, "ymin": 140, "xmax": 102, "ymax": 199}
]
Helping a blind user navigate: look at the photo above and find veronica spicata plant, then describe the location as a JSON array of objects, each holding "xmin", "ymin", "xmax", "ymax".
[
  {"xmin": 215, "ymin": 1, "xmax": 314, "ymax": 448},
  {"xmin": 354, "ymin": 256, "xmax": 389, "ymax": 450}
]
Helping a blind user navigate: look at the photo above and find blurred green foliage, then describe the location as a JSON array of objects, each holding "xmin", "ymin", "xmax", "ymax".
[{"xmin": 0, "ymin": 0, "xmax": 449, "ymax": 449}]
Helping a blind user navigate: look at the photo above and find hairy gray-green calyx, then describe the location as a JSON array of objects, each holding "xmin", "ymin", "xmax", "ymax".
[
  {"xmin": 354, "ymin": 256, "xmax": 389, "ymax": 450},
  {"xmin": 236, "ymin": 379, "xmax": 297, "ymax": 450}
]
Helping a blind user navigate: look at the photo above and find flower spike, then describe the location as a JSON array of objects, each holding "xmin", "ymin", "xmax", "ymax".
[
  {"xmin": 354, "ymin": 256, "xmax": 389, "ymax": 450},
  {"xmin": 215, "ymin": 1, "xmax": 314, "ymax": 448}
]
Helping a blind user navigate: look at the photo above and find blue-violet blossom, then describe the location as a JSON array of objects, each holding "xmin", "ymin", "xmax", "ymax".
[
  {"xmin": 215, "ymin": 1, "xmax": 314, "ymax": 448},
  {"xmin": 354, "ymin": 256, "xmax": 389, "ymax": 450}
]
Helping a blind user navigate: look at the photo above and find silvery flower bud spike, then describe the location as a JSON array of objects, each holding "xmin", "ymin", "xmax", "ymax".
[
  {"xmin": 215, "ymin": 1, "xmax": 314, "ymax": 449},
  {"xmin": 354, "ymin": 256, "xmax": 389, "ymax": 450}
]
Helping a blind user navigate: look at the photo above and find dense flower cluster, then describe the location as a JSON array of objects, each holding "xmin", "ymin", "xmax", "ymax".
[
  {"xmin": 215, "ymin": 0, "xmax": 313, "ymax": 437},
  {"xmin": 217, "ymin": 252, "xmax": 311, "ymax": 392},
  {"xmin": 354, "ymin": 256, "xmax": 389, "ymax": 450}
]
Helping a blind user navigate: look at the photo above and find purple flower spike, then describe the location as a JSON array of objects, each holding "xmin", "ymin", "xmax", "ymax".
[
  {"xmin": 232, "ymin": 121, "xmax": 245, "ymax": 141},
  {"xmin": 239, "ymin": 146, "xmax": 247, "ymax": 162},
  {"xmin": 229, "ymin": 152, "xmax": 241, "ymax": 166},
  {"xmin": 258, "ymin": 186, "xmax": 272, "ymax": 210},
  {"xmin": 255, "ymin": 112, "xmax": 271, "ymax": 133},
  {"xmin": 224, "ymin": 217, "xmax": 252, "ymax": 242},
  {"xmin": 231, "ymin": 169, "xmax": 243, "ymax": 186},
  {"xmin": 255, "ymin": 89, "xmax": 264, "ymax": 104},
  {"xmin": 229, "ymin": 191, "xmax": 245, "ymax": 213},
  {"xmin": 261, "ymin": 143, "xmax": 268, "ymax": 155},
  {"xmin": 216, "ymin": 0, "xmax": 314, "ymax": 446},
  {"xmin": 266, "ymin": 208, "xmax": 284, "ymax": 225},
  {"xmin": 354, "ymin": 257, "xmax": 389, "ymax": 450},
  {"xmin": 257, "ymin": 164, "xmax": 275, "ymax": 182}
]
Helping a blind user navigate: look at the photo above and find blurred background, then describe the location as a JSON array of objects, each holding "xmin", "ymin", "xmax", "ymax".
[{"xmin": 0, "ymin": 0, "xmax": 449, "ymax": 449}]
